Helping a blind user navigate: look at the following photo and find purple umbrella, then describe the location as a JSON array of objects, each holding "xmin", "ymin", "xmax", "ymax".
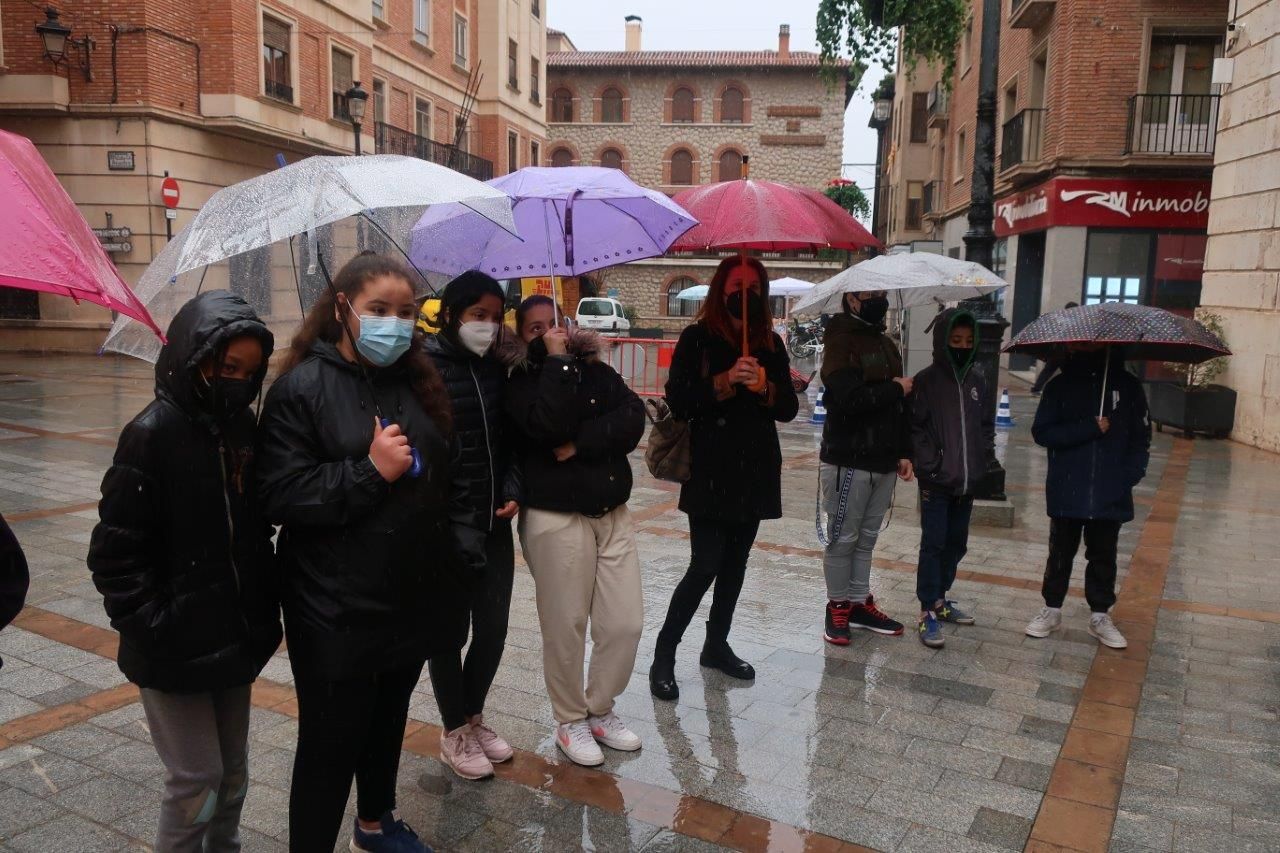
[{"xmin": 409, "ymin": 166, "xmax": 697, "ymax": 281}]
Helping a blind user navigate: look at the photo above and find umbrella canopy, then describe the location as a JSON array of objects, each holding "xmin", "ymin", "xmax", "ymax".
[
  {"xmin": 792, "ymin": 252, "xmax": 1008, "ymax": 316},
  {"xmin": 103, "ymin": 155, "xmax": 516, "ymax": 362},
  {"xmin": 676, "ymin": 277, "xmax": 814, "ymax": 302},
  {"xmin": 409, "ymin": 166, "xmax": 697, "ymax": 280},
  {"xmin": 669, "ymin": 178, "xmax": 880, "ymax": 252},
  {"xmin": 1003, "ymin": 302, "xmax": 1231, "ymax": 363},
  {"xmin": 0, "ymin": 130, "xmax": 162, "ymax": 338}
]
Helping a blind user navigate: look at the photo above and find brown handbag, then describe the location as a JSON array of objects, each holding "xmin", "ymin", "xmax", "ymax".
[{"xmin": 643, "ymin": 398, "xmax": 691, "ymax": 483}]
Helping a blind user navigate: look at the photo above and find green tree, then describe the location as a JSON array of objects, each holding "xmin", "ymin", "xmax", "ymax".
[
  {"xmin": 824, "ymin": 181, "xmax": 871, "ymax": 221},
  {"xmin": 816, "ymin": 0, "xmax": 967, "ymax": 87}
]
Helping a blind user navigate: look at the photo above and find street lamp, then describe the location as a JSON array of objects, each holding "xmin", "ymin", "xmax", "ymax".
[
  {"xmin": 35, "ymin": 6, "xmax": 93, "ymax": 81},
  {"xmin": 873, "ymin": 97, "xmax": 892, "ymax": 124},
  {"xmin": 346, "ymin": 81, "xmax": 368, "ymax": 155},
  {"xmin": 868, "ymin": 95, "xmax": 893, "ymax": 246}
]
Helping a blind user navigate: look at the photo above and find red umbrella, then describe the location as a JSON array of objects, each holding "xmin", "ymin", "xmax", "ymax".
[
  {"xmin": 0, "ymin": 130, "xmax": 163, "ymax": 339},
  {"xmin": 669, "ymin": 177, "xmax": 881, "ymax": 253},
  {"xmin": 670, "ymin": 171, "xmax": 879, "ymax": 369}
]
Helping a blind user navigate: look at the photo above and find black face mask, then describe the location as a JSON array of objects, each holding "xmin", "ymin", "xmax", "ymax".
[
  {"xmin": 526, "ymin": 334, "xmax": 549, "ymax": 363},
  {"xmin": 726, "ymin": 291, "xmax": 765, "ymax": 325},
  {"xmin": 948, "ymin": 346, "xmax": 973, "ymax": 370},
  {"xmin": 856, "ymin": 296, "xmax": 890, "ymax": 326},
  {"xmin": 199, "ymin": 373, "xmax": 258, "ymax": 421}
]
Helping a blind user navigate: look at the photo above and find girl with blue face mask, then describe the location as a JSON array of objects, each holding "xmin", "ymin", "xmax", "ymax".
[{"xmin": 257, "ymin": 252, "xmax": 483, "ymax": 853}]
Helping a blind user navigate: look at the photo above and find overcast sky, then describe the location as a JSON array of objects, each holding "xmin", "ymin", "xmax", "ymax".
[{"xmin": 545, "ymin": 0, "xmax": 889, "ymax": 200}]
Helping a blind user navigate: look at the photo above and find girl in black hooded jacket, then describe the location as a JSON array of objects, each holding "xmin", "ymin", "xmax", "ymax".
[
  {"xmin": 256, "ymin": 253, "xmax": 481, "ymax": 853},
  {"xmin": 89, "ymin": 290, "xmax": 281, "ymax": 853}
]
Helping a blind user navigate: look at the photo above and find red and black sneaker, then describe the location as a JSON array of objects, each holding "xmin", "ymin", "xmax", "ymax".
[
  {"xmin": 849, "ymin": 595, "xmax": 905, "ymax": 636},
  {"xmin": 824, "ymin": 600, "xmax": 853, "ymax": 645}
]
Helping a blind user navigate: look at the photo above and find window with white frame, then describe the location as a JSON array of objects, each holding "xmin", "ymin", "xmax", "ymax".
[
  {"xmin": 415, "ymin": 98, "xmax": 432, "ymax": 140},
  {"xmin": 372, "ymin": 0, "xmax": 385, "ymax": 20},
  {"xmin": 414, "ymin": 0, "xmax": 429, "ymax": 44},
  {"xmin": 454, "ymin": 15, "xmax": 467, "ymax": 67},
  {"xmin": 372, "ymin": 79, "xmax": 386, "ymax": 124}
]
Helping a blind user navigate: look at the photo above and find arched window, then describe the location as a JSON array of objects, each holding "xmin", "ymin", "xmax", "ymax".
[
  {"xmin": 601, "ymin": 87, "xmax": 624, "ymax": 123},
  {"xmin": 551, "ymin": 88, "xmax": 574, "ymax": 122},
  {"xmin": 721, "ymin": 86, "xmax": 744, "ymax": 123},
  {"xmin": 718, "ymin": 149, "xmax": 743, "ymax": 182},
  {"xmin": 550, "ymin": 147, "xmax": 573, "ymax": 167},
  {"xmin": 670, "ymin": 148, "xmax": 693, "ymax": 185},
  {"xmin": 672, "ymin": 86, "xmax": 695, "ymax": 123},
  {"xmin": 599, "ymin": 148, "xmax": 624, "ymax": 170},
  {"xmin": 665, "ymin": 276, "xmax": 702, "ymax": 317}
]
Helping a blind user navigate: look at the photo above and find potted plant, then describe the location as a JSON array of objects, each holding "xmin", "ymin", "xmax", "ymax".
[{"xmin": 1147, "ymin": 311, "xmax": 1236, "ymax": 438}]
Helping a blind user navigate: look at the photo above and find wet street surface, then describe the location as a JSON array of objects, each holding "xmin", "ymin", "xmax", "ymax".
[{"xmin": 0, "ymin": 352, "xmax": 1277, "ymax": 852}]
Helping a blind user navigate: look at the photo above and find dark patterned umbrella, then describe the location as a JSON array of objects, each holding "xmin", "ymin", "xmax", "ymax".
[{"xmin": 1003, "ymin": 302, "xmax": 1230, "ymax": 363}]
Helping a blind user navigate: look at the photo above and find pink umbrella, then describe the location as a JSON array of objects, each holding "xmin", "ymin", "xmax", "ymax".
[{"xmin": 0, "ymin": 130, "xmax": 163, "ymax": 339}]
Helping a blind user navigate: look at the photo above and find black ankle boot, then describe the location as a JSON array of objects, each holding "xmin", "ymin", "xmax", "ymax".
[
  {"xmin": 699, "ymin": 623, "xmax": 755, "ymax": 680},
  {"xmin": 649, "ymin": 649, "xmax": 679, "ymax": 701}
]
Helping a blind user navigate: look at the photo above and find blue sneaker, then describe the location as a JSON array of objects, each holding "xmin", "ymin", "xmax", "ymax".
[
  {"xmin": 350, "ymin": 811, "xmax": 431, "ymax": 853},
  {"xmin": 936, "ymin": 599, "xmax": 975, "ymax": 625},
  {"xmin": 918, "ymin": 612, "xmax": 945, "ymax": 648}
]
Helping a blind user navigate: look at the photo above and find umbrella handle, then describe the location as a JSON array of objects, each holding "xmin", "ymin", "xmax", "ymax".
[
  {"xmin": 1099, "ymin": 347, "xmax": 1110, "ymax": 419},
  {"xmin": 381, "ymin": 417, "xmax": 424, "ymax": 479}
]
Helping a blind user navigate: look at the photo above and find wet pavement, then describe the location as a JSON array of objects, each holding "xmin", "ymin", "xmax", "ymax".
[{"xmin": 0, "ymin": 352, "xmax": 1277, "ymax": 852}]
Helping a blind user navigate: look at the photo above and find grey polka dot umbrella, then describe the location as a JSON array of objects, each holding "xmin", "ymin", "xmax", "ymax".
[{"xmin": 1003, "ymin": 302, "xmax": 1230, "ymax": 364}]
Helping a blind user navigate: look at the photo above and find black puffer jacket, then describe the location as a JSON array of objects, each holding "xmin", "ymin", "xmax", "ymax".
[
  {"xmin": 505, "ymin": 330, "xmax": 645, "ymax": 517},
  {"xmin": 88, "ymin": 291, "xmax": 282, "ymax": 693},
  {"xmin": 910, "ymin": 308, "xmax": 995, "ymax": 496},
  {"xmin": 666, "ymin": 324, "xmax": 800, "ymax": 522},
  {"xmin": 820, "ymin": 312, "xmax": 910, "ymax": 473},
  {"xmin": 256, "ymin": 341, "xmax": 481, "ymax": 680},
  {"xmin": 424, "ymin": 332, "xmax": 521, "ymax": 532}
]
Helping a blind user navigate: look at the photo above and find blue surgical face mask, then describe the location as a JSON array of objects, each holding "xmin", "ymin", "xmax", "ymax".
[{"xmin": 355, "ymin": 315, "xmax": 414, "ymax": 366}]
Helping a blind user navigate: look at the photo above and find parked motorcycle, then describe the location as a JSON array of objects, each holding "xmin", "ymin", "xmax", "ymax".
[{"xmin": 787, "ymin": 317, "xmax": 824, "ymax": 359}]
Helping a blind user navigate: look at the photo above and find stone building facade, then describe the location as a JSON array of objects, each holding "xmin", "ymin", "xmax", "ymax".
[
  {"xmin": 545, "ymin": 17, "xmax": 852, "ymax": 333},
  {"xmin": 0, "ymin": 0, "xmax": 546, "ymax": 350},
  {"xmin": 1200, "ymin": 0, "xmax": 1280, "ymax": 452}
]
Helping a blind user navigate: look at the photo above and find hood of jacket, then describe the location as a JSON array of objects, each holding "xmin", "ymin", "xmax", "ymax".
[
  {"xmin": 930, "ymin": 307, "xmax": 980, "ymax": 381},
  {"xmin": 509, "ymin": 326, "xmax": 607, "ymax": 371},
  {"xmin": 154, "ymin": 290, "xmax": 274, "ymax": 424},
  {"xmin": 428, "ymin": 325, "xmax": 525, "ymax": 368},
  {"xmin": 826, "ymin": 311, "xmax": 885, "ymax": 338}
]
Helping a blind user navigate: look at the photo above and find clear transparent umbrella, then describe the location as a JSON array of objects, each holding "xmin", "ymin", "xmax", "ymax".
[
  {"xmin": 103, "ymin": 154, "xmax": 516, "ymax": 362},
  {"xmin": 791, "ymin": 252, "xmax": 1007, "ymax": 316}
]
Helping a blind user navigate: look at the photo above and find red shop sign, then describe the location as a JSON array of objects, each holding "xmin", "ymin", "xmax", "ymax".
[{"xmin": 994, "ymin": 177, "xmax": 1211, "ymax": 237}]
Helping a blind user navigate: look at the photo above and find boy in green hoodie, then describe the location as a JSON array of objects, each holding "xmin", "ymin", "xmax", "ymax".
[{"xmin": 909, "ymin": 309, "xmax": 995, "ymax": 648}]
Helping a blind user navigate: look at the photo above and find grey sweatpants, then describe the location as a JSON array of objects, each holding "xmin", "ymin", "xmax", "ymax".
[
  {"xmin": 821, "ymin": 463, "xmax": 896, "ymax": 602},
  {"xmin": 140, "ymin": 684, "xmax": 252, "ymax": 853}
]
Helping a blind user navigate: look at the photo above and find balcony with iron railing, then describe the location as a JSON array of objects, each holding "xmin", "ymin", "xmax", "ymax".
[
  {"xmin": 265, "ymin": 80, "xmax": 293, "ymax": 104},
  {"xmin": 1010, "ymin": 0, "xmax": 1055, "ymax": 29},
  {"xmin": 927, "ymin": 82, "xmax": 949, "ymax": 128},
  {"xmin": 375, "ymin": 122, "xmax": 494, "ymax": 181},
  {"xmin": 1000, "ymin": 108, "xmax": 1047, "ymax": 172},
  {"xmin": 1125, "ymin": 94, "xmax": 1221, "ymax": 156}
]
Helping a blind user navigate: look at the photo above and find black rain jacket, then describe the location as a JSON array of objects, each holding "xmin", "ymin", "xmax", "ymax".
[{"xmin": 819, "ymin": 312, "xmax": 910, "ymax": 473}]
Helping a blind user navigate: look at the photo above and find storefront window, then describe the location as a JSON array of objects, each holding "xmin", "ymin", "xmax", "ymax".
[{"xmin": 1083, "ymin": 230, "xmax": 1150, "ymax": 305}]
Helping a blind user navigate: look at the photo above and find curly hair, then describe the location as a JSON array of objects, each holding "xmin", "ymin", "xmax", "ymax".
[{"xmin": 278, "ymin": 251, "xmax": 452, "ymax": 435}]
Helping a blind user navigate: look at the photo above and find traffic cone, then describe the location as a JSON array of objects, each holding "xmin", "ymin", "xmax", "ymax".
[
  {"xmin": 996, "ymin": 388, "xmax": 1015, "ymax": 428},
  {"xmin": 810, "ymin": 386, "xmax": 827, "ymax": 425}
]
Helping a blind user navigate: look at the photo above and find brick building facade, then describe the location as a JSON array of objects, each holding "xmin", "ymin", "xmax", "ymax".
[
  {"xmin": 0, "ymin": 0, "xmax": 546, "ymax": 349},
  {"xmin": 544, "ymin": 18, "xmax": 851, "ymax": 334},
  {"xmin": 880, "ymin": 0, "xmax": 1230, "ymax": 374}
]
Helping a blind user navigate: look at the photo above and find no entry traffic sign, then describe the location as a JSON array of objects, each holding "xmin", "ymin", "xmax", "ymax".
[{"xmin": 161, "ymin": 176, "xmax": 180, "ymax": 209}]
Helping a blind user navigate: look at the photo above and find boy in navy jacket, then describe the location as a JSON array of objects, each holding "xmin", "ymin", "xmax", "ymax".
[{"xmin": 1024, "ymin": 344, "xmax": 1150, "ymax": 649}]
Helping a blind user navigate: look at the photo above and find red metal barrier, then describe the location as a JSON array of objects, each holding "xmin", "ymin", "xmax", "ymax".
[{"xmin": 602, "ymin": 336, "xmax": 677, "ymax": 398}]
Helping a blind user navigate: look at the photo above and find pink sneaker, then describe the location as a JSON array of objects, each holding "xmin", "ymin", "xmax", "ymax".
[
  {"xmin": 439, "ymin": 725, "xmax": 494, "ymax": 780},
  {"xmin": 468, "ymin": 715, "xmax": 513, "ymax": 763}
]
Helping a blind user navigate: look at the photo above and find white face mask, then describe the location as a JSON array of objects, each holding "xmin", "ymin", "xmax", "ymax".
[{"xmin": 457, "ymin": 321, "xmax": 499, "ymax": 357}]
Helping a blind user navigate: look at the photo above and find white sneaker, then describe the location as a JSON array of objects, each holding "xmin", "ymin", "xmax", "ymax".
[
  {"xmin": 587, "ymin": 712, "xmax": 643, "ymax": 752},
  {"xmin": 556, "ymin": 722, "xmax": 604, "ymax": 766},
  {"xmin": 1089, "ymin": 613, "xmax": 1128, "ymax": 649},
  {"xmin": 1025, "ymin": 606, "xmax": 1062, "ymax": 638}
]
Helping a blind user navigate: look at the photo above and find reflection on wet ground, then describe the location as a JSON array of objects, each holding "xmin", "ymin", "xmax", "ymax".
[{"xmin": 0, "ymin": 352, "xmax": 1277, "ymax": 852}]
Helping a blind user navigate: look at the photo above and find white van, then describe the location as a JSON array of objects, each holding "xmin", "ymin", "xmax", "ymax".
[{"xmin": 575, "ymin": 297, "xmax": 631, "ymax": 336}]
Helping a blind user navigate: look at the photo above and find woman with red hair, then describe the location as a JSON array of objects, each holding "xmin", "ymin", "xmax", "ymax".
[{"xmin": 649, "ymin": 256, "xmax": 799, "ymax": 702}]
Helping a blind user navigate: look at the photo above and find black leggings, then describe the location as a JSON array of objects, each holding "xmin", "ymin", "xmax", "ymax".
[
  {"xmin": 288, "ymin": 661, "xmax": 423, "ymax": 853},
  {"xmin": 428, "ymin": 524, "xmax": 516, "ymax": 731},
  {"xmin": 656, "ymin": 517, "xmax": 760, "ymax": 652}
]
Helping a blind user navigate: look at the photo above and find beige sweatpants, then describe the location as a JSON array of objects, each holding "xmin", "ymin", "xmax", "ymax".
[{"xmin": 518, "ymin": 505, "xmax": 644, "ymax": 725}]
